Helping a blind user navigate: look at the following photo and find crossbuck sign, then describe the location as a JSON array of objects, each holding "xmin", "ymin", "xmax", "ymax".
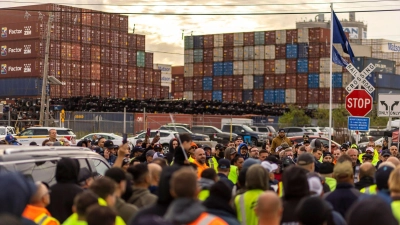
[{"xmin": 345, "ymin": 63, "xmax": 376, "ymax": 94}]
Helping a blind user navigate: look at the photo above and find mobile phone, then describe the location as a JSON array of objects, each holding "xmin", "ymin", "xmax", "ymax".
[
  {"xmin": 122, "ymin": 133, "xmax": 128, "ymax": 144},
  {"xmin": 146, "ymin": 128, "xmax": 151, "ymax": 136}
]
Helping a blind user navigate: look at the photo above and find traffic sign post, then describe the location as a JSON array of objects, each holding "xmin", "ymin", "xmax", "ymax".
[
  {"xmin": 348, "ymin": 116, "xmax": 370, "ymax": 131},
  {"xmin": 345, "ymin": 89, "xmax": 373, "ymax": 117}
]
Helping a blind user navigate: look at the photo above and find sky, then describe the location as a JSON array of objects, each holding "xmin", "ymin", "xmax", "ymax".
[{"xmin": 1, "ymin": 0, "xmax": 400, "ymax": 66}]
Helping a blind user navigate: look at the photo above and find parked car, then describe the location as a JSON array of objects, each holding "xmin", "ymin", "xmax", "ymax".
[
  {"xmin": 0, "ymin": 146, "xmax": 110, "ymax": 186},
  {"xmin": 191, "ymin": 125, "xmax": 237, "ymax": 145},
  {"xmin": 250, "ymin": 126, "xmax": 277, "ymax": 142},
  {"xmin": 0, "ymin": 126, "xmax": 16, "ymax": 140},
  {"xmin": 15, "ymin": 127, "xmax": 76, "ymax": 146},
  {"xmin": 129, "ymin": 130, "xmax": 178, "ymax": 153},
  {"xmin": 289, "ymin": 136, "xmax": 340, "ymax": 151},
  {"xmin": 304, "ymin": 127, "xmax": 329, "ymax": 138},
  {"xmin": 221, "ymin": 124, "xmax": 268, "ymax": 146},
  {"xmin": 282, "ymin": 127, "xmax": 314, "ymax": 137},
  {"xmin": 79, "ymin": 133, "xmax": 128, "ymax": 146},
  {"xmin": 159, "ymin": 125, "xmax": 210, "ymax": 141}
]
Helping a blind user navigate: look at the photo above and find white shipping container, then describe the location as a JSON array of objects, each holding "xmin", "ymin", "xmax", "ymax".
[
  {"xmin": 253, "ymin": 60, "xmax": 264, "ymax": 75},
  {"xmin": 184, "ymin": 50, "xmax": 193, "ymax": 63},
  {"xmin": 154, "ymin": 64, "xmax": 172, "ymax": 74},
  {"xmin": 161, "ymin": 73, "xmax": 172, "ymax": 83},
  {"xmin": 183, "ymin": 91, "xmax": 193, "ymax": 100},
  {"xmin": 234, "ymin": 33, "xmax": 244, "ymax": 46},
  {"xmin": 243, "ymin": 61, "xmax": 254, "ymax": 75},
  {"xmin": 276, "ymin": 30, "xmax": 286, "ymax": 44},
  {"xmin": 320, "ymin": 58, "xmax": 342, "ymax": 72},
  {"xmin": 234, "ymin": 47, "xmax": 244, "ymax": 61},
  {"xmin": 254, "ymin": 46, "xmax": 265, "ymax": 60},
  {"xmin": 213, "ymin": 47, "xmax": 223, "ymax": 62},
  {"xmin": 243, "ymin": 75, "xmax": 254, "ymax": 89},
  {"xmin": 319, "ymin": 73, "xmax": 330, "ymax": 88},
  {"xmin": 265, "ymin": 45, "xmax": 275, "ymax": 59},
  {"xmin": 342, "ymin": 72, "xmax": 352, "ymax": 88},
  {"xmin": 244, "ymin": 46, "xmax": 255, "ymax": 60},
  {"xmin": 233, "ymin": 61, "xmax": 244, "ymax": 75},
  {"xmin": 184, "ymin": 63, "xmax": 193, "ymax": 77},
  {"xmin": 275, "ymin": 59, "xmax": 286, "ymax": 74},
  {"xmin": 298, "ymin": 28, "xmax": 309, "ymax": 43},
  {"xmin": 214, "ymin": 34, "xmax": 223, "ymax": 47},
  {"xmin": 285, "ymin": 89, "xmax": 296, "ymax": 104}
]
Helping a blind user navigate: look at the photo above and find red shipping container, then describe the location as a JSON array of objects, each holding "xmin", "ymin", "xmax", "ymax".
[
  {"xmin": 232, "ymin": 76, "xmax": 243, "ymax": 89},
  {"xmin": 264, "ymin": 75, "xmax": 275, "ymax": 89},
  {"xmin": 203, "ymin": 48, "xmax": 213, "ymax": 63},
  {"xmin": 223, "ymin": 33, "xmax": 234, "ymax": 47},
  {"xmin": 71, "ymin": 43, "xmax": 81, "ymax": 61},
  {"xmin": 193, "ymin": 91, "xmax": 202, "ymax": 100},
  {"xmin": 223, "ymin": 91, "xmax": 233, "ymax": 102},
  {"xmin": 0, "ymin": 21, "xmax": 46, "ymax": 41},
  {"xmin": 135, "ymin": 86, "xmax": 145, "ymax": 99},
  {"xmin": 320, "ymin": 43, "xmax": 330, "ymax": 58},
  {"xmin": 173, "ymin": 75, "xmax": 184, "ymax": 92},
  {"xmin": 51, "ymin": 23, "xmax": 62, "ymax": 41},
  {"xmin": 100, "ymin": 64, "xmax": 110, "ymax": 81},
  {"xmin": 193, "ymin": 63, "xmax": 204, "ymax": 77},
  {"xmin": 144, "ymin": 69, "xmax": 153, "ymax": 83},
  {"xmin": 71, "ymin": 7, "xmax": 81, "ymax": 24},
  {"xmin": 119, "ymin": 16, "xmax": 129, "ymax": 32},
  {"xmin": 60, "ymin": 25, "xmax": 71, "ymax": 42},
  {"xmin": 223, "ymin": 47, "xmax": 234, "ymax": 61},
  {"xmin": 193, "ymin": 76, "xmax": 203, "ymax": 91},
  {"xmin": 90, "ymin": 63, "xmax": 101, "ymax": 80},
  {"xmin": 90, "ymin": 81, "xmax": 101, "ymax": 97},
  {"xmin": 173, "ymin": 92, "xmax": 184, "ymax": 99},
  {"xmin": 110, "ymin": 65, "xmax": 119, "ymax": 80},
  {"xmin": 71, "ymin": 25, "xmax": 81, "ymax": 42},
  {"xmin": 100, "ymin": 82, "xmax": 110, "ymax": 97},
  {"xmin": 80, "ymin": 62, "xmax": 90, "ymax": 79},
  {"xmin": 81, "ymin": 44, "xmax": 91, "ymax": 62},
  {"xmin": 275, "ymin": 75, "xmax": 286, "ymax": 89},
  {"xmin": 127, "ymin": 66, "xmax": 137, "ymax": 83},
  {"xmin": 0, "ymin": 58, "xmax": 44, "ymax": 78},
  {"xmin": 71, "ymin": 61, "xmax": 81, "ymax": 79},
  {"xmin": 110, "ymin": 47, "xmax": 119, "ymax": 65},
  {"xmin": 60, "ymin": 60, "xmax": 71, "ymax": 79},
  {"xmin": 91, "ymin": 45, "xmax": 101, "ymax": 63},
  {"xmin": 286, "ymin": 29, "xmax": 298, "ymax": 43},
  {"xmin": 118, "ymin": 84, "xmax": 128, "ymax": 98},
  {"xmin": 153, "ymin": 85, "xmax": 161, "ymax": 99},
  {"xmin": 101, "ymin": 14, "xmax": 111, "ymax": 28},
  {"xmin": 308, "ymin": 43, "xmax": 321, "ymax": 58},
  {"xmin": 275, "ymin": 44, "xmax": 286, "ymax": 59},
  {"xmin": 100, "ymin": 46, "xmax": 110, "ymax": 64},
  {"xmin": 309, "ymin": 28, "xmax": 330, "ymax": 43},
  {"xmin": 222, "ymin": 76, "xmax": 233, "ymax": 89},
  {"xmin": 91, "ymin": 11, "xmax": 101, "ymax": 27},
  {"xmin": 128, "ymin": 50, "xmax": 137, "ymax": 66},
  {"xmin": 297, "ymin": 74, "xmax": 308, "ymax": 88},
  {"xmin": 127, "ymin": 84, "xmax": 137, "ymax": 98},
  {"xmin": 145, "ymin": 85, "xmax": 153, "ymax": 98},
  {"xmin": 110, "ymin": 82, "xmax": 118, "ymax": 97},
  {"xmin": 203, "ymin": 91, "xmax": 212, "ymax": 101},
  {"xmin": 285, "ymin": 74, "xmax": 297, "ymax": 89},
  {"xmin": 137, "ymin": 68, "xmax": 146, "ymax": 83},
  {"xmin": 204, "ymin": 35, "xmax": 214, "ymax": 48},
  {"xmin": 61, "ymin": 6, "xmax": 72, "ymax": 24},
  {"xmin": 49, "ymin": 59, "xmax": 61, "ymax": 78},
  {"xmin": 91, "ymin": 27, "xmax": 101, "ymax": 45},
  {"xmin": 232, "ymin": 91, "xmax": 243, "ymax": 102},
  {"xmin": 203, "ymin": 62, "xmax": 213, "ymax": 76},
  {"xmin": 184, "ymin": 77, "xmax": 194, "ymax": 91},
  {"xmin": 153, "ymin": 70, "xmax": 161, "ymax": 84},
  {"xmin": 60, "ymin": 81, "xmax": 72, "ymax": 98},
  {"xmin": 136, "ymin": 35, "xmax": 145, "ymax": 51},
  {"xmin": 296, "ymin": 88, "xmax": 308, "ymax": 104},
  {"xmin": 0, "ymin": 4, "xmax": 61, "ymax": 24},
  {"xmin": 253, "ymin": 90, "xmax": 264, "ymax": 103},
  {"xmin": 213, "ymin": 77, "xmax": 223, "ymax": 90},
  {"xmin": 82, "ymin": 9, "xmax": 92, "ymax": 26},
  {"xmin": 61, "ymin": 42, "xmax": 71, "ymax": 60},
  {"xmin": 49, "ymin": 41, "xmax": 61, "ymax": 59},
  {"xmin": 318, "ymin": 88, "xmax": 329, "ymax": 103},
  {"xmin": 119, "ymin": 32, "xmax": 128, "ymax": 48},
  {"xmin": 119, "ymin": 48, "xmax": 127, "ymax": 65},
  {"xmin": 333, "ymin": 88, "xmax": 345, "ymax": 104},
  {"xmin": 161, "ymin": 86, "xmax": 169, "ymax": 99},
  {"xmin": 145, "ymin": 52, "xmax": 154, "ymax": 69},
  {"xmin": 110, "ymin": 14, "xmax": 120, "ymax": 30},
  {"xmin": 286, "ymin": 59, "xmax": 297, "ymax": 73},
  {"xmin": 50, "ymin": 85, "xmax": 60, "ymax": 98},
  {"xmin": 264, "ymin": 60, "xmax": 275, "ymax": 74},
  {"xmin": 110, "ymin": 30, "xmax": 119, "ymax": 47},
  {"xmin": 265, "ymin": 31, "xmax": 276, "ymax": 45},
  {"xmin": 308, "ymin": 89, "xmax": 319, "ymax": 103},
  {"xmin": 119, "ymin": 66, "xmax": 128, "ymax": 81},
  {"xmin": 0, "ymin": 39, "xmax": 45, "ymax": 60},
  {"xmin": 101, "ymin": 29, "xmax": 111, "ymax": 46},
  {"xmin": 71, "ymin": 81, "xmax": 81, "ymax": 97},
  {"xmin": 244, "ymin": 32, "xmax": 255, "ymax": 46},
  {"xmin": 308, "ymin": 58, "xmax": 320, "ymax": 73},
  {"xmin": 127, "ymin": 34, "xmax": 137, "ymax": 49}
]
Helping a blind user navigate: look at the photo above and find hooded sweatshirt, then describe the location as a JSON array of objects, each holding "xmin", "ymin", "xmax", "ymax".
[
  {"xmin": 165, "ymin": 138, "xmax": 178, "ymax": 164},
  {"xmin": 47, "ymin": 158, "xmax": 83, "ymax": 223},
  {"xmin": 0, "ymin": 172, "xmax": 37, "ymax": 225},
  {"xmin": 237, "ymin": 143, "xmax": 249, "ymax": 160}
]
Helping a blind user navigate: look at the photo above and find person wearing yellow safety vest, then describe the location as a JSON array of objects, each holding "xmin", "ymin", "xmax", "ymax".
[
  {"xmin": 224, "ymin": 147, "xmax": 239, "ymax": 184},
  {"xmin": 217, "ymin": 159, "xmax": 235, "ymax": 189},
  {"xmin": 198, "ymin": 168, "xmax": 218, "ymax": 201},
  {"xmin": 23, "ymin": 182, "xmax": 60, "ymax": 225},
  {"xmin": 319, "ymin": 162, "xmax": 337, "ymax": 192},
  {"xmin": 208, "ymin": 144, "xmax": 226, "ymax": 172},
  {"xmin": 358, "ymin": 147, "xmax": 380, "ymax": 166},
  {"xmin": 355, "ymin": 162, "xmax": 375, "ymax": 192},
  {"xmin": 389, "ymin": 167, "xmax": 400, "ymax": 224},
  {"xmin": 234, "ymin": 164, "xmax": 269, "ymax": 225},
  {"xmin": 204, "ymin": 145, "xmax": 218, "ymax": 172}
]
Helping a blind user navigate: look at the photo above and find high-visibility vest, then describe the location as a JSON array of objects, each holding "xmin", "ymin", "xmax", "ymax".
[
  {"xmin": 325, "ymin": 177, "xmax": 337, "ymax": 192},
  {"xmin": 228, "ymin": 165, "xmax": 238, "ymax": 184},
  {"xmin": 234, "ymin": 189, "xmax": 264, "ymax": 225},
  {"xmin": 208, "ymin": 157, "xmax": 218, "ymax": 173},
  {"xmin": 358, "ymin": 150, "xmax": 380, "ymax": 166},
  {"xmin": 277, "ymin": 181, "xmax": 284, "ymax": 197},
  {"xmin": 188, "ymin": 212, "xmax": 227, "ymax": 225},
  {"xmin": 198, "ymin": 189, "xmax": 210, "ymax": 201},
  {"xmin": 34, "ymin": 213, "xmax": 60, "ymax": 225},
  {"xmin": 392, "ymin": 201, "xmax": 400, "ymax": 225},
  {"xmin": 360, "ymin": 184, "xmax": 377, "ymax": 195}
]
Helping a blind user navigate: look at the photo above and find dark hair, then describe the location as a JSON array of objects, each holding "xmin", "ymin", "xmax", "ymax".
[
  {"xmin": 201, "ymin": 168, "xmax": 217, "ymax": 180},
  {"xmin": 86, "ymin": 205, "xmax": 116, "ymax": 225},
  {"xmin": 179, "ymin": 133, "xmax": 192, "ymax": 143},
  {"xmin": 74, "ymin": 191, "xmax": 99, "ymax": 216},
  {"xmin": 299, "ymin": 146, "xmax": 307, "ymax": 152},
  {"xmin": 98, "ymin": 137, "xmax": 105, "ymax": 142},
  {"xmin": 105, "ymin": 168, "xmax": 127, "ymax": 184},
  {"xmin": 129, "ymin": 159, "xmax": 140, "ymax": 166},
  {"xmin": 232, "ymin": 155, "xmax": 244, "ymax": 164},
  {"xmin": 127, "ymin": 164, "xmax": 149, "ymax": 184},
  {"xmin": 313, "ymin": 148, "xmax": 322, "ymax": 153},
  {"xmin": 171, "ymin": 168, "xmax": 197, "ymax": 198},
  {"xmin": 89, "ymin": 177, "xmax": 116, "ymax": 200},
  {"xmin": 259, "ymin": 149, "xmax": 268, "ymax": 154}
]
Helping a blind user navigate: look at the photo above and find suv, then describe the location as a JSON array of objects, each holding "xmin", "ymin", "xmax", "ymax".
[
  {"xmin": 191, "ymin": 125, "xmax": 237, "ymax": 145},
  {"xmin": 0, "ymin": 126, "xmax": 16, "ymax": 139},
  {"xmin": 250, "ymin": 126, "xmax": 277, "ymax": 142},
  {"xmin": 221, "ymin": 124, "xmax": 268, "ymax": 146},
  {"xmin": 160, "ymin": 125, "xmax": 210, "ymax": 141},
  {"xmin": 129, "ymin": 130, "xmax": 178, "ymax": 153},
  {"xmin": 0, "ymin": 146, "xmax": 110, "ymax": 186},
  {"xmin": 282, "ymin": 127, "xmax": 314, "ymax": 137},
  {"xmin": 15, "ymin": 127, "xmax": 76, "ymax": 146}
]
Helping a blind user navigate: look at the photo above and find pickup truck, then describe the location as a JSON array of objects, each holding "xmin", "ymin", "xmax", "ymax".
[
  {"xmin": 191, "ymin": 125, "xmax": 237, "ymax": 145},
  {"xmin": 221, "ymin": 124, "xmax": 268, "ymax": 146}
]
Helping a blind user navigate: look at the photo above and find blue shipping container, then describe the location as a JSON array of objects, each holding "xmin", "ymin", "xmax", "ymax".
[
  {"xmin": 223, "ymin": 62, "xmax": 233, "ymax": 75},
  {"xmin": 365, "ymin": 73, "xmax": 376, "ymax": 87},
  {"xmin": 374, "ymin": 72, "xmax": 400, "ymax": 89},
  {"xmin": 297, "ymin": 59, "xmax": 308, "ymax": 73},
  {"xmin": 243, "ymin": 90, "xmax": 253, "ymax": 102},
  {"xmin": 0, "ymin": 78, "xmax": 42, "ymax": 97},
  {"xmin": 193, "ymin": 36, "xmax": 204, "ymax": 49},
  {"xmin": 332, "ymin": 73, "xmax": 343, "ymax": 88},
  {"xmin": 193, "ymin": 49, "xmax": 203, "ymax": 63},
  {"xmin": 264, "ymin": 90, "xmax": 275, "ymax": 103},
  {"xmin": 212, "ymin": 90, "xmax": 223, "ymax": 101},
  {"xmin": 253, "ymin": 75, "xmax": 264, "ymax": 89},
  {"xmin": 371, "ymin": 88, "xmax": 400, "ymax": 101},
  {"xmin": 353, "ymin": 57, "xmax": 396, "ymax": 74},
  {"xmin": 275, "ymin": 89, "xmax": 285, "ymax": 104},
  {"xmin": 298, "ymin": 43, "xmax": 309, "ymax": 58},
  {"xmin": 286, "ymin": 44, "xmax": 298, "ymax": 59},
  {"xmin": 213, "ymin": 62, "xmax": 224, "ymax": 76},
  {"xmin": 203, "ymin": 77, "xmax": 213, "ymax": 91},
  {"xmin": 308, "ymin": 74, "xmax": 319, "ymax": 88}
]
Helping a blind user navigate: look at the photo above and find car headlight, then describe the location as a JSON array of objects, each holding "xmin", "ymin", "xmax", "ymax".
[{"xmin": 204, "ymin": 137, "xmax": 210, "ymax": 141}]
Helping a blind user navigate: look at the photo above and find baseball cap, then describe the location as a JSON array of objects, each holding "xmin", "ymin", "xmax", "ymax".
[
  {"xmin": 278, "ymin": 129, "xmax": 285, "ymax": 133},
  {"xmin": 365, "ymin": 147, "xmax": 374, "ymax": 153},
  {"xmin": 376, "ymin": 166, "xmax": 394, "ymax": 190},
  {"xmin": 104, "ymin": 140, "xmax": 118, "ymax": 149},
  {"xmin": 136, "ymin": 139, "xmax": 143, "ymax": 144},
  {"xmin": 351, "ymin": 144, "xmax": 359, "ymax": 149},
  {"xmin": 297, "ymin": 153, "xmax": 314, "ymax": 166},
  {"xmin": 382, "ymin": 150, "xmax": 391, "ymax": 157},
  {"xmin": 323, "ymin": 144, "xmax": 329, "ymax": 148},
  {"xmin": 281, "ymin": 142, "xmax": 290, "ymax": 149},
  {"xmin": 362, "ymin": 154, "xmax": 373, "ymax": 161},
  {"xmin": 340, "ymin": 144, "xmax": 349, "ymax": 150},
  {"xmin": 78, "ymin": 168, "xmax": 95, "ymax": 183},
  {"xmin": 226, "ymin": 147, "xmax": 236, "ymax": 155},
  {"xmin": 261, "ymin": 161, "xmax": 278, "ymax": 173},
  {"xmin": 319, "ymin": 162, "xmax": 334, "ymax": 174},
  {"xmin": 323, "ymin": 152, "xmax": 332, "ymax": 158},
  {"xmin": 308, "ymin": 176, "xmax": 323, "ymax": 196},
  {"xmin": 215, "ymin": 143, "xmax": 224, "ymax": 150},
  {"xmin": 218, "ymin": 159, "xmax": 231, "ymax": 169},
  {"xmin": 153, "ymin": 152, "xmax": 165, "ymax": 159},
  {"xmin": 203, "ymin": 145, "xmax": 211, "ymax": 150},
  {"xmin": 303, "ymin": 140, "xmax": 310, "ymax": 145},
  {"xmin": 154, "ymin": 144, "xmax": 162, "ymax": 150},
  {"xmin": 266, "ymin": 155, "xmax": 281, "ymax": 164},
  {"xmin": 295, "ymin": 143, "xmax": 303, "ymax": 148},
  {"xmin": 190, "ymin": 142, "xmax": 198, "ymax": 148},
  {"xmin": 146, "ymin": 150, "xmax": 156, "ymax": 157},
  {"xmin": 235, "ymin": 136, "xmax": 243, "ymax": 141}
]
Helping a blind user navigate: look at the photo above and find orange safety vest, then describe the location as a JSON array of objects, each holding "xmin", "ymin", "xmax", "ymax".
[
  {"xmin": 22, "ymin": 205, "xmax": 60, "ymax": 225},
  {"xmin": 188, "ymin": 212, "xmax": 227, "ymax": 225}
]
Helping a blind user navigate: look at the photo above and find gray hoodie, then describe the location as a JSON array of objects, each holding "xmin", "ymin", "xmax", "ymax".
[{"xmin": 164, "ymin": 198, "xmax": 206, "ymax": 224}]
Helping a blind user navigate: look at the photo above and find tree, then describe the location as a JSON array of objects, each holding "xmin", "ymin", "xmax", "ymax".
[
  {"xmin": 314, "ymin": 108, "xmax": 329, "ymax": 127},
  {"xmin": 332, "ymin": 106, "xmax": 349, "ymax": 128},
  {"xmin": 279, "ymin": 105, "xmax": 311, "ymax": 127},
  {"xmin": 369, "ymin": 108, "xmax": 389, "ymax": 128}
]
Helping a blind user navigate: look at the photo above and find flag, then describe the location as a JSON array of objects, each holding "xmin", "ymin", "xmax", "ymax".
[{"xmin": 332, "ymin": 10, "xmax": 355, "ymax": 66}]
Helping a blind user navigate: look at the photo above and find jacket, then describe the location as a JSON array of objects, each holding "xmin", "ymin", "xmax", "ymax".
[
  {"xmin": 164, "ymin": 198, "xmax": 227, "ymax": 225},
  {"xmin": 355, "ymin": 176, "xmax": 375, "ymax": 191},
  {"xmin": 325, "ymin": 177, "xmax": 337, "ymax": 192},
  {"xmin": 23, "ymin": 205, "xmax": 59, "ymax": 225},
  {"xmin": 206, "ymin": 209, "xmax": 240, "ymax": 225},
  {"xmin": 271, "ymin": 135, "xmax": 292, "ymax": 153},
  {"xmin": 208, "ymin": 157, "xmax": 219, "ymax": 172},
  {"xmin": 234, "ymin": 190, "xmax": 264, "ymax": 225},
  {"xmin": 228, "ymin": 165, "xmax": 239, "ymax": 184},
  {"xmin": 47, "ymin": 158, "xmax": 83, "ymax": 223},
  {"xmin": 128, "ymin": 186, "xmax": 157, "ymax": 209},
  {"xmin": 198, "ymin": 178, "xmax": 215, "ymax": 201},
  {"xmin": 237, "ymin": 143, "xmax": 249, "ymax": 159},
  {"xmin": 323, "ymin": 182, "xmax": 362, "ymax": 218},
  {"xmin": 392, "ymin": 197, "xmax": 400, "ymax": 224},
  {"xmin": 203, "ymin": 189, "xmax": 240, "ymax": 225},
  {"xmin": 114, "ymin": 197, "xmax": 138, "ymax": 223},
  {"xmin": 217, "ymin": 173, "xmax": 234, "ymax": 189},
  {"xmin": 105, "ymin": 154, "xmax": 117, "ymax": 166},
  {"xmin": 358, "ymin": 150, "xmax": 379, "ymax": 166},
  {"xmin": 193, "ymin": 160, "xmax": 210, "ymax": 179}
]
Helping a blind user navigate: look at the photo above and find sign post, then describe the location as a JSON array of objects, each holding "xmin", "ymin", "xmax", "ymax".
[{"xmin": 60, "ymin": 109, "xmax": 65, "ymax": 128}]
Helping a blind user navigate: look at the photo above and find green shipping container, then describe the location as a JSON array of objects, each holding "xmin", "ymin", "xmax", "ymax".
[
  {"xmin": 255, "ymin": 31, "xmax": 265, "ymax": 45},
  {"xmin": 184, "ymin": 36, "xmax": 194, "ymax": 49},
  {"xmin": 137, "ymin": 51, "xmax": 145, "ymax": 67},
  {"xmin": 193, "ymin": 49, "xmax": 203, "ymax": 63}
]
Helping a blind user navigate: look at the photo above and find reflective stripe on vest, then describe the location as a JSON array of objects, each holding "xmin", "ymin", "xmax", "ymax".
[
  {"xmin": 278, "ymin": 181, "xmax": 284, "ymax": 197},
  {"xmin": 34, "ymin": 213, "xmax": 50, "ymax": 225},
  {"xmin": 197, "ymin": 214, "xmax": 217, "ymax": 225},
  {"xmin": 239, "ymin": 194, "xmax": 246, "ymax": 225},
  {"xmin": 360, "ymin": 184, "xmax": 377, "ymax": 195}
]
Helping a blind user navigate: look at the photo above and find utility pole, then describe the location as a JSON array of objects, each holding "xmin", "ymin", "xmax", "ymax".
[{"xmin": 39, "ymin": 13, "xmax": 53, "ymax": 126}]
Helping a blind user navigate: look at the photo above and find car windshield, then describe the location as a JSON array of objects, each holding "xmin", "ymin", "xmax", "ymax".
[
  {"xmin": 242, "ymin": 125, "xmax": 254, "ymax": 132},
  {"xmin": 258, "ymin": 127, "xmax": 269, "ymax": 132}
]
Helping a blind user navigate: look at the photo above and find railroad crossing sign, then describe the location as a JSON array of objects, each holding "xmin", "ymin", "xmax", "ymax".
[
  {"xmin": 345, "ymin": 89, "xmax": 373, "ymax": 117},
  {"xmin": 345, "ymin": 63, "xmax": 376, "ymax": 94},
  {"xmin": 378, "ymin": 94, "xmax": 400, "ymax": 117}
]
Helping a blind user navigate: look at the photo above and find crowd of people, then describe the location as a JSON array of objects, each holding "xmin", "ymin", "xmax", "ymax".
[{"xmin": 1, "ymin": 128, "xmax": 400, "ymax": 225}]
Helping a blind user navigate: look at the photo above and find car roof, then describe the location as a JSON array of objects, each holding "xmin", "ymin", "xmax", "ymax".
[
  {"xmin": 289, "ymin": 136, "xmax": 340, "ymax": 145},
  {"xmin": 25, "ymin": 127, "xmax": 71, "ymax": 130},
  {"xmin": 192, "ymin": 125, "xmax": 214, "ymax": 127}
]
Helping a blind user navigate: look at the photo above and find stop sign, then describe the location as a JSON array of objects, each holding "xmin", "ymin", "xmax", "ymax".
[{"xmin": 346, "ymin": 90, "xmax": 373, "ymax": 116}]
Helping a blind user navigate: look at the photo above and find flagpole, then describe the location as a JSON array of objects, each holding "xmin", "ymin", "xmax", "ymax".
[{"xmin": 329, "ymin": 3, "xmax": 333, "ymax": 150}]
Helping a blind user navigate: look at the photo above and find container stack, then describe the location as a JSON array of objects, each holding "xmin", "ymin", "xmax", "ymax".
[
  {"xmin": 179, "ymin": 28, "xmax": 398, "ymax": 107},
  {"xmin": 0, "ymin": 3, "xmax": 161, "ymax": 99}
]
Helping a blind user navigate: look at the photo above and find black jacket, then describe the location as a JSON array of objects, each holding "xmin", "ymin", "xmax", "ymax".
[
  {"xmin": 324, "ymin": 182, "xmax": 362, "ymax": 218},
  {"xmin": 47, "ymin": 158, "xmax": 84, "ymax": 223},
  {"xmin": 355, "ymin": 176, "xmax": 375, "ymax": 190}
]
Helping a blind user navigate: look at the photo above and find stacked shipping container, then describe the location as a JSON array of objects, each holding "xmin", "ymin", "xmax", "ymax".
[{"xmin": 0, "ymin": 3, "xmax": 162, "ymax": 99}]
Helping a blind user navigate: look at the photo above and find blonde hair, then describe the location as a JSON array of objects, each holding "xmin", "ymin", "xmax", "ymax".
[{"xmin": 389, "ymin": 167, "xmax": 400, "ymax": 193}]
